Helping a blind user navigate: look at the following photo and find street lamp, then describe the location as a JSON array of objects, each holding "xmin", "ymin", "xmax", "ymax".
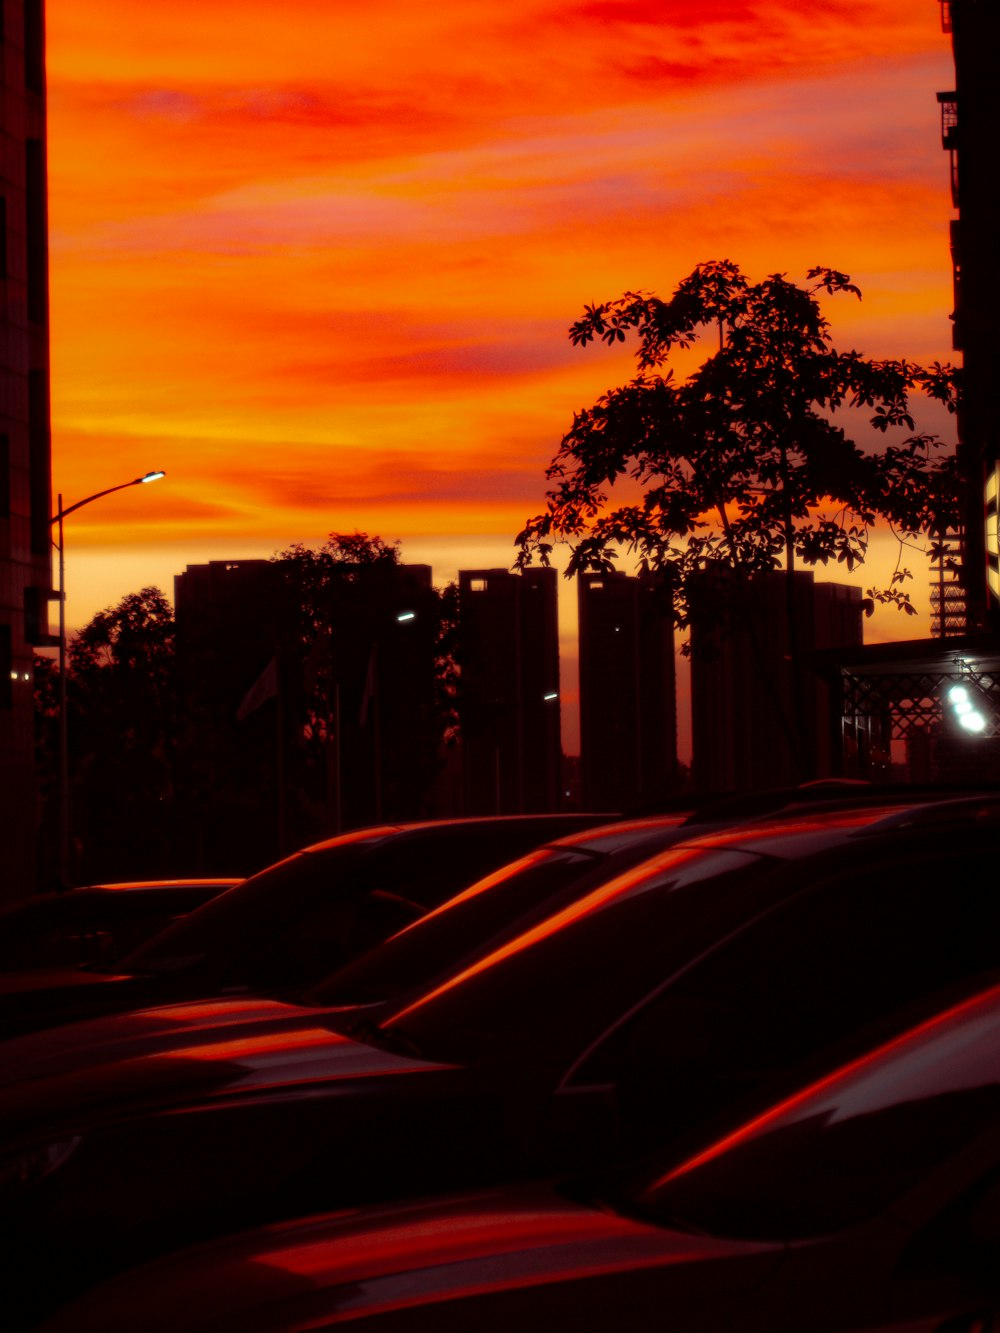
[{"xmin": 49, "ymin": 471, "xmax": 165, "ymax": 886}]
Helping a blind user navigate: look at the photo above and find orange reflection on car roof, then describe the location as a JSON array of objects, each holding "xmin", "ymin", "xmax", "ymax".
[
  {"xmin": 683, "ymin": 804, "xmax": 910, "ymax": 850},
  {"xmin": 390, "ymin": 847, "xmax": 709, "ymax": 1023},
  {"xmin": 405, "ymin": 849, "xmax": 554, "ymax": 930}
]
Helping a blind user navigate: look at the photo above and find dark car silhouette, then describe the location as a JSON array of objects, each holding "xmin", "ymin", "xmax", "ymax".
[
  {"xmin": 0, "ymin": 879, "xmax": 239, "ymax": 971},
  {"xmin": 0, "ymin": 813, "xmax": 616, "ymax": 1040},
  {"xmin": 33, "ymin": 979, "xmax": 1000, "ymax": 1333},
  {"xmin": 3, "ymin": 795, "xmax": 1000, "ymax": 1328}
]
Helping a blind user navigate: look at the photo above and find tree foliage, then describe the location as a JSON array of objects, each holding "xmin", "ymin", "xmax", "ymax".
[
  {"xmin": 61, "ymin": 587, "xmax": 177, "ymax": 881},
  {"xmin": 273, "ymin": 533, "xmax": 459, "ymax": 826},
  {"xmin": 516, "ymin": 261, "xmax": 961, "ymax": 630}
]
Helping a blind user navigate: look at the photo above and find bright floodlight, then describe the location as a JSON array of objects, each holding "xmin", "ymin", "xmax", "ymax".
[
  {"xmin": 948, "ymin": 684, "xmax": 970, "ymax": 704},
  {"xmin": 958, "ymin": 710, "xmax": 987, "ymax": 733}
]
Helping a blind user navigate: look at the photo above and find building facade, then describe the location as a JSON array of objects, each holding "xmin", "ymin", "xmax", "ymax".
[
  {"xmin": 577, "ymin": 570, "xmax": 676, "ymax": 811},
  {"xmin": 174, "ymin": 557, "xmax": 444, "ymax": 870},
  {"xmin": 457, "ymin": 567, "xmax": 562, "ymax": 813},
  {"xmin": 1, "ymin": 0, "xmax": 53, "ymax": 899},
  {"xmin": 690, "ymin": 570, "xmax": 863, "ymax": 793},
  {"xmin": 938, "ymin": 0, "xmax": 1000, "ymax": 629}
]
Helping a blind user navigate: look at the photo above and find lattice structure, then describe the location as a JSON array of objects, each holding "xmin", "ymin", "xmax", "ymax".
[
  {"xmin": 809, "ymin": 637, "xmax": 1000, "ymax": 782},
  {"xmin": 842, "ymin": 663, "xmax": 1000, "ymax": 742},
  {"xmin": 930, "ymin": 529, "xmax": 968, "ymax": 637}
]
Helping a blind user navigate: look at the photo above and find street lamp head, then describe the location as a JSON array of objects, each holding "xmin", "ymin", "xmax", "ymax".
[{"xmin": 139, "ymin": 471, "xmax": 166, "ymax": 483}]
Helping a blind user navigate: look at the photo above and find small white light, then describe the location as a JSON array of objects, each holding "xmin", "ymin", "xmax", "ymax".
[
  {"xmin": 543, "ymin": 691, "xmax": 558, "ymax": 702},
  {"xmin": 396, "ymin": 611, "xmax": 416, "ymax": 623},
  {"xmin": 948, "ymin": 684, "xmax": 970, "ymax": 704}
]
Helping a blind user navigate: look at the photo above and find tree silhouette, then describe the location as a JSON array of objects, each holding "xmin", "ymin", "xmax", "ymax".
[
  {"xmin": 274, "ymin": 534, "xmax": 459, "ymax": 828},
  {"xmin": 64, "ymin": 587, "xmax": 176, "ymax": 881},
  {"xmin": 516, "ymin": 261, "xmax": 962, "ymax": 777}
]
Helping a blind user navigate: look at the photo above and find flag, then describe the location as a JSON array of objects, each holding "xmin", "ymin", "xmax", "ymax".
[{"xmin": 236, "ymin": 656, "xmax": 279, "ymax": 721}]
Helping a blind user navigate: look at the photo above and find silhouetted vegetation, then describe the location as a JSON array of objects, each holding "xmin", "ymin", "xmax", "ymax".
[
  {"xmin": 518, "ymin": 261, "xmax": 960, "ymax": 620},
  {"xmin": 273, "ymin": 534, "xmax": 459, "ymax": 835},
  {"xmin": 33, "ymin": 588, "xmax": 178, "ymax": 886},
  {"xmin": 37, "ymin": 539, "xmax": 460, "ymax": 883},
  {"xmin": 517, "ymin": 260, "xmax": 962, "ymax": 776}
]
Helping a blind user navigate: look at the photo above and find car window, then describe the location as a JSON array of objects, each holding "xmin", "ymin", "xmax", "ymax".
[
  {"xmin": 633, "ymin": 984, "xmax": 1000, "ymax": 1241},
  {"xmin": 385, "ymin": 848, "xmax": 772, "ymax": 1066},
  {"xmin": 245, "ymin": 836, "xmax": 614, "ymax": 996},
  {"xmin": 307, "ymin": 847, "xmax": 601, "ymax": 1005},
  {"xmin": 572, "ymin": 847, "xmax": 1000, "ymax": 1149},
  {"xmin": 119, "ymin": 837, "xmax": 386, "ymax": 972}
]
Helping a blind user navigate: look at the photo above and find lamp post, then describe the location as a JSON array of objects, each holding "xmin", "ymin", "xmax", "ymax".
[{"xmin": 50, "ymin": 471, "xmax": 165, "ymax": 886}]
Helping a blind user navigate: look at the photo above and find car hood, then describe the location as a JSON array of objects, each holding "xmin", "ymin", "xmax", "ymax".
[
  {"xmin": 0, "ymin": 996, "xmax": 449, "ymax": 1141},
  {"xmin": 35, "ymin": 1183, "xmax": 783, "ymax": 1333}
]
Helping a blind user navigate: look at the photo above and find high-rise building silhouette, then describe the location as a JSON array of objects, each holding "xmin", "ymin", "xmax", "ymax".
[
  {"xmin": 690, "ymin": 570, "xmax": 863, "ymax": 792},
  {"xmin": 174, "ymin": 560, "xmax": 292, "ymax": 872},
  {"xmin": 174, "ymin": 557, "xmax": 443, "ymax": 869},
  {"xmin": 457, "ymin": 567, "xmax": 561, "ymax": 813},
  {"xmin": 577, "ymin": 570, "xmax": 676, "ymax": 811},
  {"xmin": 1, "ymin": 0, "xmax": 53, "ymax": 898},
  {"xmin": 938, "ymin": 0, "xmax": 1000, "ymax": 628}
]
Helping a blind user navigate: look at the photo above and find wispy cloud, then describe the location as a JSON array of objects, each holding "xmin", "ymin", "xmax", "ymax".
[{"xmin": 47, "ymin": 0, "xmax": 956, "ymax": 622}]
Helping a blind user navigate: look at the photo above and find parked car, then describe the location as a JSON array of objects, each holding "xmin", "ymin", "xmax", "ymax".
[
  {"xmin": 33, "ymin": 979, "xmax": 1000, "ymax": 1333},
  {"xmin": 3, "ymin": 795, "xmax": 999, "ymax": 1327},
  {"xmin": 0, "ymin": 813, "xmax": 617, "ymax": 1040},
  {"xmin": 0, "ymin": 880, "xmax": 239, "ymax": 972}
]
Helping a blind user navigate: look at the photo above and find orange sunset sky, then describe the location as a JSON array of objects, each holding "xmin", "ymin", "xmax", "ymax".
[{"xmin": 45, "ymin": 1, "xmax": 959, "ymax": 749}]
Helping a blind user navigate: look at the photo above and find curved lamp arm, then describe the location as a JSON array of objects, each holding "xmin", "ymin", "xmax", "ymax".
[{"xmin": 51, "ymin": 471, "xmax": 165, "ymax": 527}]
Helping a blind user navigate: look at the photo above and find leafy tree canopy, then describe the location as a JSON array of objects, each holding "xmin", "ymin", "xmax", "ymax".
[
  {"xmin": 516, "ymin": 261, "xmax": 961, "ymax": 628},
  {"xmin": 67, "ymin": 586, "xmax": 176, "ymax": 754},
  {"xmin": 71, "ymin": 586, "xmax": 175, "ymax": 676},
  {"xmin": 273, "ymin": 532, "xmax": 402, "ymax": 643}
]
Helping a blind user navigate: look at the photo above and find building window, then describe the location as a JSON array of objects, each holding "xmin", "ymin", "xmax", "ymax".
[{"xmin": 470, "ymin": 578, "xmax": 487, "ymax": 592}]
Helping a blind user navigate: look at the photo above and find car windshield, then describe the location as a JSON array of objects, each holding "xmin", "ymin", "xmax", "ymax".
[
  {"xmin": 306, "ymin": 846, "xmax": 603, "ymax": 1006},
  {"xmin": 629, "ymin": 983, "xmax": 1000, "ymax": 1241},
  {"xmin": 118, "ymin": 829, "xmax": 395, "ymax": 974},
  {"xmin": 381, "ymin": 845, "xmax": 774, "ymax": 1066},
  {"xmin": 306, "ymin": 818, "xmax": 697, "ymax": 1008}
]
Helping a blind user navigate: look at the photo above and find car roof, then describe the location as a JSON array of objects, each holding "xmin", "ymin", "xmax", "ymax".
[
  {"xmin": 682, "ymin": 791, "xmax": 1000, "ymax": 859},
  {"xmin": 295, "ymin": 813, "xmax": 621, "ymax": 856}
]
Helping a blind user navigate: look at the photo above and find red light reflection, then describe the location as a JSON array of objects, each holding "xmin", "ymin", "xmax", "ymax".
[
  {"xmin": 646, "ymin": 982, "xmax": 1000, "ymax": 1192},
  {"xmin": 390, "ymin": 847, "xmax": 707, "ymax": 1021}
]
